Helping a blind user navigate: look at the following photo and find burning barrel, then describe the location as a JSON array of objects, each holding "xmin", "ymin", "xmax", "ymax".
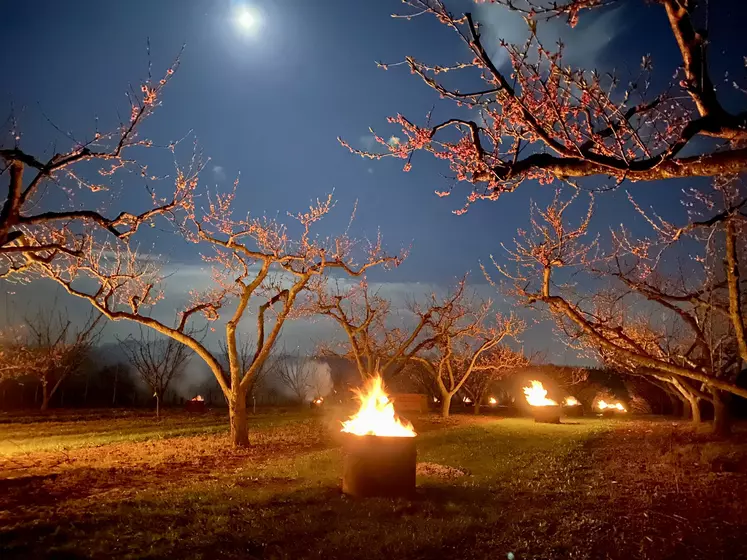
[
  {"xmin": 562, "ymin": 396, "xmax": 584, "ymax": 418},
  {"xmin": 523, "ymin": 380, "xmax": 561, "ymax": 424},
  {"xmin": 340, "ymin": 375, "xmax": 417, "ymax": 498},
  {"xmin": 532, "ymin": 405, "xmax": 561, "ymax": 424},
  {"xmin": 342, "ymin": 434, "xmax": 416, "ymax": 498}
]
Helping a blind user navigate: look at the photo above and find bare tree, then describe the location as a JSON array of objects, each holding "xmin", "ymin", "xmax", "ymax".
[
  {"xmin": 120, "ymin": 327, "xmax": 193, "ymax": 418},
  {"xmin": 0, "ymin": 306, "xmax": 103, "ymax": 410},
  {"xmin": 342, "ymin": 0, "xmax": 747, "ymax": 209},
  {"xmin": 489, "ymin": 180, "xmax": 747, "ymax": 434},
  {"xmin": 309, "ymin": 278, "xmax": 441, "ymax": 380},
  {"xmin": 276, "ymin": 349, "xmax": 313, "ymax": 405},
  {"xmin": 0, "ymin": 55, "xmax": 188, "ymax": 278},
  {"xmin": 217, "ymin": 335, "xmax": 275, "ymax": 405},
  {"xmin": 410, "ymin": 279, "xmax": 524, "ymax": 417},
  {"xmin": 461, "ymin": 345, "xmax": 529, "ymax": 414}
]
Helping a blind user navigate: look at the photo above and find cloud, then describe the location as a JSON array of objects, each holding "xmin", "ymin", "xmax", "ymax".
[
  {"xmin": 212, "ymin": 165, "xmax": 226, "ymax": 181},
  {"xmin": 367, "ymin": 168, "xmax": 374, "ymax": 174},
  {"xmin": 474, "ymin": 2, "xmax": 628, "ymax": 71}
]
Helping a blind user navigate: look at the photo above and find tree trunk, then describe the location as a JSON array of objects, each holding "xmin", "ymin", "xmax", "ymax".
[
  {"xmin": 680, "ymin": 395, "xmax": 691, "ymax": 419},
  {"xmin": 112, "ymin": 369, "xmax": 118, "ymax": 406},
  {"xmin": 686, "ymin": 395, "xmax": 701, "ymax": 424},
  {"xmin": 474, "ymin": 401, "xmax": 482, "ymax": 415},
  {"xmin": 440, "ymin": 393, "xmax": 452, "ymax": 418},
  {"xmin": 229, "ymin": 389, "xmax": 250, "ymax": 447},
  {"xmin": 711, "ymin": 389, "xmax": 732, "ymax": 437},
  {"xmin": 155, "ymin": 393, "xmax": 161, "ymax": 419},
  {"xmin": 40, "ymin": 382, "xmax": 50, "ymax": 411}
]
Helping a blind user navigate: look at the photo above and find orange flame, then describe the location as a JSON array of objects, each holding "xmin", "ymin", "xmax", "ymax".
[
  {"xmin": 597, "ymin": 400, "xmax": 626, "ymax": 412},
  {"xmin": 488, "ymin": 397, "xmax": 497, "ymax": 405},
  {"xmin": 191, "ymin": 395, "xmax": 204, "ymax": 402},
  {"xmin": 341, "ymin": 375, "xmax": 416, "ymax": 437},
  {"xmin": 563, "ymin": 396, "xmax": 580, "ymax": 406},
  {"xmin": 523, "ymin": 380, "xmax": 558, "ymax": 407}
]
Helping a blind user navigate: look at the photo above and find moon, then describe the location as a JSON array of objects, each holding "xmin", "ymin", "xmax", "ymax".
[{"xmin": 236, "ymin": 6, "xmax": 260, "ymax": 32}]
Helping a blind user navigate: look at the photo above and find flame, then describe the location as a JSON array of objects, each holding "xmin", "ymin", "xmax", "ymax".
[
  {"xmin": 563, "ymin": 396, "xmax": 580, "ymax": 407},
  {"xmin": 523, "ymin": 380, "xmax": 558, "ymax": 407},
  {"xmin": 463, "ymin": 396, "xmax": 473, "ymax": 404},
  {"xmin": 312, "ymin": 397, "xmax": 323, "ymax": 405},
  {"xmin": 191, "ymin": 395, "xmax": 204, "ymax": 402},
  {"xmin": 341, "ymin": 375, "xmax": 416, "ymax": 437},
  {"xmin": 597, "ymin": 400, "xmax": 626, "ymax": 412},
  {"xmin": 488, "ymin": 397, "xmax": 497, "ymax": 405}
]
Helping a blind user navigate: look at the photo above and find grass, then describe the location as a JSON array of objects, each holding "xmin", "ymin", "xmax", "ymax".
[{"xmin": 1, "ymin": 411, "xmax": 746, "ymax": 559}]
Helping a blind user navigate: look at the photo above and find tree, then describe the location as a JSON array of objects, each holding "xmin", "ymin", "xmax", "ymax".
[
  {"xmin": 120, "ymin": 326, "xmax": 193, "ymax": 418},
  {"xmin": 0, "ymin": 55, "xmax": 189, "ymax": 278},
  {"xmin": 29, "ymin": 190, "xmax": 397, "ymax": 446},
  {"xmin": 341, "ymin": 0, "xmax": 747, "ymax": 209},
  {"xmin": 4, "ymin": 53, "xmax": 401, "ymax": 446},
  {"xmin": 309, "ymin": 278, "xmax": 442, "ymax": 380},
  {"xmin": 217, "ymin": 335, "xmax": 274, "ymax": 405},
  {"xmin": 276, "ymin": 349, "xmax": 313, "ymax": 405},
  {"xmin": 0, "ymin": 306, "xmax": 102, "ymax": 410},
  {"xmin": 461, "ymin": 345, "xmax": 529, "ymax": 414},
  {"xmin": 410, "ymin": 279, "xmax": 524, "ymax": 417},
  {"xmin": 490, "ymin": 181, "xmax": 746, "ymax": 434}
]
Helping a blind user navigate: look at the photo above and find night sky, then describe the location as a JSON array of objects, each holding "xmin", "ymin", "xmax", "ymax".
[{"xmin": 2, "ymin": 0, "xmax": 746, "ymax": 364}]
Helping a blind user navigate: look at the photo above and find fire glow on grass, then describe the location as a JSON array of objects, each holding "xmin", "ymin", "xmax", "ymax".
[
  {"xmin": 341, "ymin": 375, "xmax": 416, "ymax": 438},
  {"xmin": 564, "ymin": 396, "xmax": 580, "ymax": 406},
  {"xmin": 597, "ymin": 400, "xmax": 626, "ymax": 412},
  {"xmin": 523, "ymin": 380, "xmax": 558, "ymax": 407}
]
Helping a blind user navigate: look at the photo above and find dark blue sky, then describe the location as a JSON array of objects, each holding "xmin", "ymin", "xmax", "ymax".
[{"xmin": 2, "ymin": 0, "xmax": 745, "ymax": 362}]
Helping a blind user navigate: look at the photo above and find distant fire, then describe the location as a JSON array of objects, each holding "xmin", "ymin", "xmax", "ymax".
[
  {"xmin": 523, "ymin": 380, "xmax": 557, "ymax": 407},
  {"xmin": 191, "ymin": 395, "xmax": 204, "ymax": 402},
  {"xmin": 563, "ymin": 396, "xmax": 580, "ymax": 407},
  {"xmin": 462, "ymin": 396, "xmax": 473, "ymax": 404},
  {"xmin": 312, "ymin": 397, "xmax": 324, "ymax": 405},
  {"xmin": 488, "ymin": 397, "xmax": 497, "ymax": 405},
  {"xmin": 341, "ymin": 375, "xmax": 416, "ymax": 438},
  {"xmin": 597, "ymin": 400, "xmax": 626, "ymax": 412}
]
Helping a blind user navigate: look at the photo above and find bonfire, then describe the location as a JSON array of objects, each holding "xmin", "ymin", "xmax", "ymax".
[
  {"xmin": 523, "ymin": 380, "xmax": 561, "ymax": 424},
  {"xmin": 340, "ymin": 375, "xmax": 417, "ymax": 498},
  {"xmin": 597, "ymin": 400, "xmax": 626, "ymax": 413},
  {"xmin": 341, "ymin": 375, "xmax": 415, "ymax": 438}
]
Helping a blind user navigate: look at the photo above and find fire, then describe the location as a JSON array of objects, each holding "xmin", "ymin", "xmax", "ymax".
[
  {"xmin": 523, "ymin": 380, "xmax": 558, "ymax": 407},
  {"xmin": 488, "ymin": 397, "xmax": 497, "ymax": 405},
  {"xmin": 564, "ymin": 396, "xmax": 580, "ymax": 407},
  {"xmin": 312, "ymin": 397, "xmax": 323, "ymax": 405},
  {"xmin": 191, "ymin": 395, "xmax": 204, "ymax": 402},
  {"xmin": 462, "ymin": 396, "xmax": 473, "ymax": 404},
  {"xmin": 341, "ymin": 375, "xmax": 416, "ymax": 438},
  {"xmin": 597, "ymin": 400, "xmax": 626, "ymax": 412}
]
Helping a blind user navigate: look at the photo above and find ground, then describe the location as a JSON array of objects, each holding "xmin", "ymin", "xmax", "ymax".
[{"xmin": 1, "ymin": 409, "xmax": 746, "ymax": 559}]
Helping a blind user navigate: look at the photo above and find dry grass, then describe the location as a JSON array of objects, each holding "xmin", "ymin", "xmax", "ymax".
[{"xmin": 0, "ymin": 412, "xmax": 745, "ymax": 559}]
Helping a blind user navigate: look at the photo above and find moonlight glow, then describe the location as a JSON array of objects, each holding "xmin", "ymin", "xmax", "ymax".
[{"xmin": 236, "ymin": 6, "xmax": 260, "ymax": 32}]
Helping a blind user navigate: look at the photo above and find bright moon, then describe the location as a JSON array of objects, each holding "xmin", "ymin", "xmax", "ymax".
[{"xmin": 236, "ymin": 7, "xmax": 259, "ymax": 31}]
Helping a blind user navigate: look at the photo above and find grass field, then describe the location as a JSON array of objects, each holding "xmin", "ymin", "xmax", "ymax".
[{"xmin": 1, "ymin": 410, "xmax": 746, "ymax": 559}]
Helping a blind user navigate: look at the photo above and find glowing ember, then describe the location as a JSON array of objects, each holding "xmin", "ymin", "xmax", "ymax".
[
  {"xmin": 341, "ymin": 375, "xmax": 416, "ymax": 437},
  {"xmin": 597, "ymin": 400, "xmax": 626, "ymax": 412},
  {"xmin": 191, "ymin": 395, "xmax": 204, "ymax": 402},
  {"xmin": 564, "ymin": 396, "xmax": 580, "ymax": 407},
  {"xmin": 313, "ymin": 397, "xmax": 324, "ymax": 405},
  {"xmin": 488, "ymin": 397, "xmax": 497, "ymax": 405},
  {"xmin": 523, "ymin": 380, "xmax": 558, "ymax": 407}
]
